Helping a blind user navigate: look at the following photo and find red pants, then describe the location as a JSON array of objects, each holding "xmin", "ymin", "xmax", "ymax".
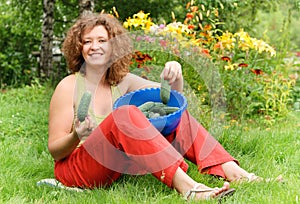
[{"xmin": 54, "ymin": 105, "xmax": 237, "ymax": 189}]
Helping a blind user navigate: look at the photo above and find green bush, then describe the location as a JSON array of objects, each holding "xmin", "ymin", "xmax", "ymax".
[{"xmin": 124, "ymin": 4, "xmax": 297, "ymax": 124}]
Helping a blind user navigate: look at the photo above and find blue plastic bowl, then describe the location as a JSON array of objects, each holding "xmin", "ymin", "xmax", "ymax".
[{"xmin": 113, "ymin": 87, "xmax": 188, "ymax": 136}]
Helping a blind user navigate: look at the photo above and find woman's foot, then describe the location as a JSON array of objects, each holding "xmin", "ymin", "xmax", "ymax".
[
  {"xmin": 184, "ymin": 182, "xmax": 235, "ymax": 201},
  {"xmin": 222, "ymin": 161, "xmax": 283, "ymax": 183},
  {"xmin": 172, "ymin": 166, "xmax": 235, "ymax": 201}
]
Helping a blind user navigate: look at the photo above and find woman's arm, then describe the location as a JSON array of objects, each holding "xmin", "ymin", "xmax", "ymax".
[
  {"xmin": 48, "ymin": 75, "xmax": 80, "ymax": 161},
  {"xmin": 120, "ymin": 61, "xmax": 184, "ymax": 93}
]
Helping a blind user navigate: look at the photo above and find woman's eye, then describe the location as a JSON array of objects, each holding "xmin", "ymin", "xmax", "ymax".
[
  {"xmin": 83, "ymin": 41, "xmax": 91, "ymax": 44},
  {"xmin": 99, "ymin": 39, "xmax": 107, "ymax": 43}
]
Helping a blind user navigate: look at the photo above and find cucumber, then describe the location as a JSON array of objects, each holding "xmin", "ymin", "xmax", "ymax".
[
  {"xmin": 162, "ymin": 106, "xmax": 179, "ymax": 114},
  {"xmin": 160, "ymin": 78, "xmax": 171, "ymax": 104},
  {"xmin": 148, "ymin": 112, "xmax": 161, "ymax": 118},
  {"xmin": 138, "ymin": 101, "xmax": 155, "ymax": 112},
  {"xmin": 149, "ymin": 106, "xmax": 167, "ymax": 116},
  {"xmin": 77, "ymin": 91, "xmax": 92, "ymax": 122}
]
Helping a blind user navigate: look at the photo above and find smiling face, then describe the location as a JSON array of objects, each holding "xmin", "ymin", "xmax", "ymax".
[{"xmin": 81, "ymin": 25, "xmax": 112, "ymax": 69}]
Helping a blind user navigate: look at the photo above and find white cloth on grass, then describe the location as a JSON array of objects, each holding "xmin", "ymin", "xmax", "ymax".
[{"xmin": 37, "ymin": 178, "xmax": 84, "ymax": 192}]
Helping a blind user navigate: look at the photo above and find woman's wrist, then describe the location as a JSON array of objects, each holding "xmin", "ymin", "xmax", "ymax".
[{"xmin": 72, "ymin": 129, "xmax": 80, "ymax": 141}]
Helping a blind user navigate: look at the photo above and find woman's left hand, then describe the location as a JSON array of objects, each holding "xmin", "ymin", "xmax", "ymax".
[
  {"xmin": 160, "ymin": 61, "xmax": 183, "ymax": 92},
  {"xmin": 160, "ymin": 61, "xmax": 183, "ymax": 84}
]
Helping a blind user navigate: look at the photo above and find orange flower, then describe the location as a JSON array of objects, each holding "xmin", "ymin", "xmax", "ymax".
[
  {"xmin": 190, "ymin": 6, "xmax": 198, "ymax": 12},
  {"xmin": 200, "ymin": 32, "xmax": 209, "ymax": 38},
  {"xmin": 214, "ymin": 9, "xmax": 219, "ymax": 17},
  {"xmin": 238, "ymin": 63, "xmax": 248, "ymax": 67},
  {"xmin": 214, "ymin": 42, "xmax": 222, "ymax": 49},
  {"xmin": 186, "ymin": 2, "xmax": 191, "ymax": 9},
  {"xmin": 203, "ymin": 24, "xmax": 212, "ymax": 31},
  {"xmin": 186, "ymin": 13, "xmax": 194, "ymax": 19},
  {"xmin": 250, "ymin": 69, "xmax": 263, "ymax": 75},
  {"xmin": 221, "ymin": 56, "xmax": 231, "ymax": 62}
]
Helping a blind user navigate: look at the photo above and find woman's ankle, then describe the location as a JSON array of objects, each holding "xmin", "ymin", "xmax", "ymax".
[{"xmin": 221, "ymin": 161, "xmax": 250, "ymax": 182}]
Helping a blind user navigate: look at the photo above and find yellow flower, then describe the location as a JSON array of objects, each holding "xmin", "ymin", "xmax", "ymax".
[
  {"xmin": 133, "ymin": 11, "xmax": 149, "ymax": 20},
  {"xmin": 197, "ymin": 85, "xmax": 202, "ymax": 90},
  {"xmin": 252, "ymin": 39, "xmax": 276, "ymax": 56},
  {"xmin": 234, "ymin": 29, "xmax": 250, "ymax": 41},
  {"xmin": 123, "ymin": 21, "xmax": 129, "ymax": 29},
  {"xmin": 223, "ymin": 125, "xmax": 230, "ymax": 129},
  {"xmin": 217, "ymin": 31, "xmax": 235, "ymax": 50},
  {"xmin": 234, "ymin": 29, "xmax": 253, "ymax": 51},
  {"xmin": 233, "ymin": 29, "xmax": 276, "ymax": 57},
  {"xmin": 224, "ymin": 63, "xmax": 238, "ymax": 71},
  {"xmin": 165, "ymin": 22, "xmax": 192, "ymax": 36},
  {"xmin": 266, "ymin": 46, "xmax": 276, "ymax": 57},
  {"xmin": 230, "ymin": 119, "xmax": 237, "ymax": 124},
  {"xmin": 123, "ymin": 11, "xmax": 154, "ymax": 30}
]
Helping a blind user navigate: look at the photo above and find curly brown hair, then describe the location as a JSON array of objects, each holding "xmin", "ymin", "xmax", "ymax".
[{"xmin": 62, "ymin": 12, "xmax": 133, "ymax": 85}]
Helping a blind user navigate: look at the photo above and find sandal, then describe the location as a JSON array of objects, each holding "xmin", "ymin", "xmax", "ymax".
[
  {"xmin": 235, "ymin": 173, "xmax": 263, "ymax": 183},
  {"xmin": 183, "ymin": 183, "xmax": 235, "ymax": 202}
]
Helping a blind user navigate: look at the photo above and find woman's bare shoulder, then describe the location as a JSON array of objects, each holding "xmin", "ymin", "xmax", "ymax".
[
  {"xmin": 116, "ymin": 73, "xmax": 132, "ymax": 93},
  {"xmin": 53, "ymin": 74, "xmax": 76, "ymax": 94},
  {"xmin": 56, "ymin": 74, "xmax": 76, "ymax": 88},
  {"xmin": 50, "ymin": 74, "xmax": 76, "ymax": 103}
]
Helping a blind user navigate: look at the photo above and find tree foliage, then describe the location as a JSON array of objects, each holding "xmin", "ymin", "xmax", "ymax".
[{"xmin": 0, "ymin": 0, "xmax": 42, "ymax": 87}]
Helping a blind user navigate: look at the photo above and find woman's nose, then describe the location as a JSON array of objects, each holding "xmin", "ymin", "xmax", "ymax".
[{"xmin": 91, "ymin": 41, "xmax": 101, "ymax": 50}]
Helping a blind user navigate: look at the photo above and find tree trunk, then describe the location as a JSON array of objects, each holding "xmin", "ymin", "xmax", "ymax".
[
  {"xmin": 79, "ymin": 0, "xmax": 94, "ymax": 15},
  {"xmin": 40, "ymin": 0, "xmax": 55, "ymax": 78}
]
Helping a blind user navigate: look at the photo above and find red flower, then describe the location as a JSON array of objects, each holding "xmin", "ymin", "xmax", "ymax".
[
  {"xmin": 250, "ymin": 69, "xmax": 263, "ymax": 75},
  {"xmin": 143, "ymin": 54, "xmax": 152, "ymax": 61},
  {"xmin": 186, "ymin": 13, "xmax": 194, "ymax": 19},
  {"xmin": 201, "ymin": 49, "xmax": 210, "ymax": 56},
  {"xmin": 221, "ymin": 56, "xmax": 231, "ymax": 62},
  {"xmin": 132, "ymin": 51, "xmax": 153, "ymax": 68},
  {"xmin": 188, "ymin": 24, "xmax": 195, "ymax": 30},
  {"xmin": 238, "ymin": 63, "xmax": 248, "ymax": 67}
]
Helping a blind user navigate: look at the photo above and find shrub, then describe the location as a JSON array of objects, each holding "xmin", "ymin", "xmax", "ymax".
[{"xmin": 122, "ymin": 3, "xmax": 297, "ymax": 124}]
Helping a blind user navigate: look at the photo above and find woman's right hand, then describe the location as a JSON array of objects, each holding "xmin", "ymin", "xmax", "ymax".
[{"xmin": 73, "ymin": 115, "xmax": 96, "ymax": 140}]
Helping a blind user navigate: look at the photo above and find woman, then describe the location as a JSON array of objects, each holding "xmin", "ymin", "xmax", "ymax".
[{"xmin": 48, "ymin": 12, "xmax": 262, "ymax": 201}]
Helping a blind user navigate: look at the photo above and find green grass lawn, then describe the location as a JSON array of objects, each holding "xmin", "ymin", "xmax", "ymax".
[{"xmin": 0, "ymin": 84, "xmax": 299, "ymax": 203}]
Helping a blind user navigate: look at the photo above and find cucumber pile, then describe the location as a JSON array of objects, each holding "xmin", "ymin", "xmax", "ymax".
[
  {"xmin": 137, "ymin": 78, "xmax": 179, "ymax": 119},
  {"xmin": 137, "ymin": 101, "xmax": 179, "ymax": 118}
]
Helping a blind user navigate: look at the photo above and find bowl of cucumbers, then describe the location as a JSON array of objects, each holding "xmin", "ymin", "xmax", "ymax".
[{"xmin": 113, "ymin": 85, "xmax": 187, "ymax": 136}]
